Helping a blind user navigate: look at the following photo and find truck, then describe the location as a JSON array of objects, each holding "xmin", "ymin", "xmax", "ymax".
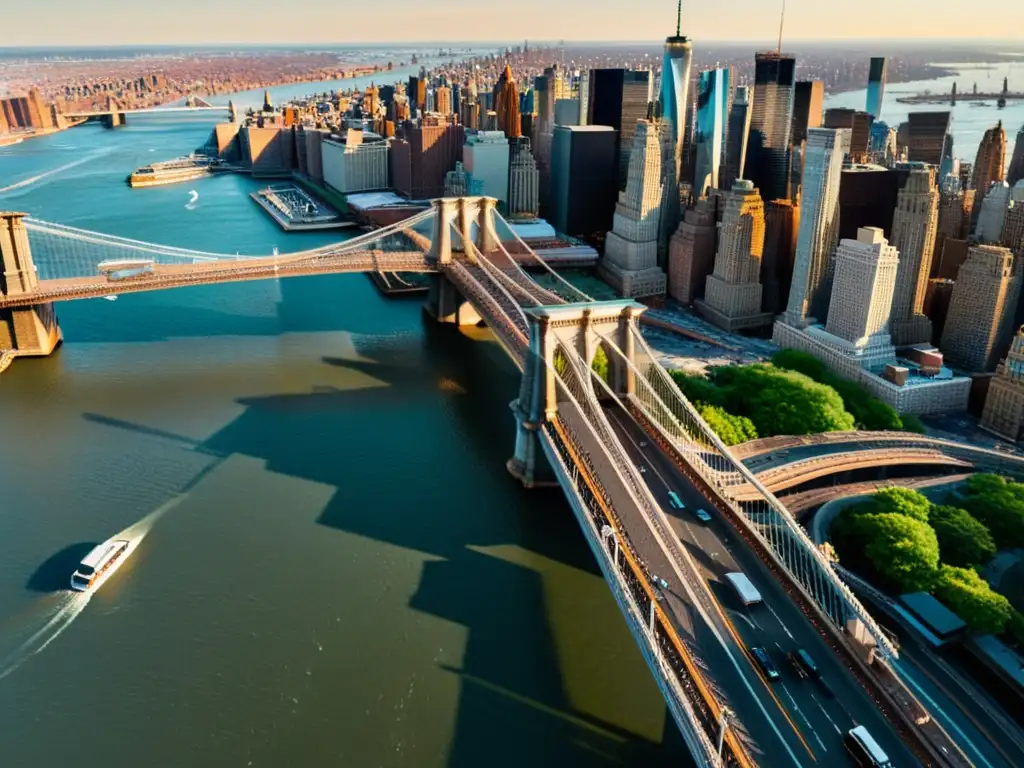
[{"xmin": 724, "ymin": 572, "xmax": 763, "ymax": 606}]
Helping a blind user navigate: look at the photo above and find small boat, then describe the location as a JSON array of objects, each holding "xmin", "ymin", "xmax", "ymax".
[{"xmin": 70, "ymin": 540, "xmax": 131, "ymax": 592}]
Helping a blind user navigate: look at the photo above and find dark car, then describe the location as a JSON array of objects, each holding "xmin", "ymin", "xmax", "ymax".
[
  {"xmin": 794, "ymin": 648, "xmax": 820, "ymax": 679},
  {"xmin": 750, "ymin": 646, "xmax": 780, "ymax": 681}
]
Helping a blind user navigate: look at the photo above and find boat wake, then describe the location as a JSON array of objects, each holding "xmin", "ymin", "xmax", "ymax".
[
  {"xmin": 185, "ymin": 189, "xmax": 199, "ymax": 210},
  {"xmin": 0, "ymin": 151, "xmax": 109, "ymax": 197},
  {"xmin": 0, "ymin": 496, "xmax": 182, "ymax": 682}
]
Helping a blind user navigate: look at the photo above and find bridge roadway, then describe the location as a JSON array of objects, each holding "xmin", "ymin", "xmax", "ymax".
[
  {"xmin": 0, "ymin": 251, "xmax": 432, "ymax": 308},
  {"xmin": 596, "ymin": 405, "xmax": 921, "ymax": 767}
]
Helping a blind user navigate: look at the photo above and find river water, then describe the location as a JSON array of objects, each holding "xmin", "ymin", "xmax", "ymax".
[{"xmin": 0, "ymin": 69, "xmax": 684, "ymax": 766}]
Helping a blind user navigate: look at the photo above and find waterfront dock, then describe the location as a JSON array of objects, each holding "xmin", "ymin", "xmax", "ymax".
[{"xmin": 250, "ymin": 183, "xmax": 355, "ymax": 231}]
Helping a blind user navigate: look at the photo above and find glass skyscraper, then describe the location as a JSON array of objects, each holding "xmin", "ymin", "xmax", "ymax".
[
  {"xmin": 745, "ymin": 52, "xmax": 796, "ymax": 203},
  {"xmin": 661, "ymin": 0, "xmax": 693, "ymax": 183},
  {"xmin": 693, "ymin": 68, "xmax": 730, "ymax": 197},
  {"xmin": 866, "ymin": 57, "xmax": 887, "ymax": 119}
]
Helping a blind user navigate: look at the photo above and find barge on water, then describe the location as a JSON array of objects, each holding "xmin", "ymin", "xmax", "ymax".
[{"xmin": 128, "ymin": 153, "xmax": 227, "ymax": 188}]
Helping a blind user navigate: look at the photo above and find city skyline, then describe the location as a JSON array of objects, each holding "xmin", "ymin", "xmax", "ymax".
[{"xmin": 3, "ymin": 1, "xmax": 1024, "ymax": 47}]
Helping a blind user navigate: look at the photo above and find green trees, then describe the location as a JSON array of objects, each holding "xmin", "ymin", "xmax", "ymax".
[
  {"xmin": 863, "ymin": 487, "xmax": 932, "ymax": 523},
  {"xmin": 859, "ymin": 512, "xmax": 941, "ymax": 593},
  {"xmin": 591, "ymin": 346, "xmax": 610, "ymax": 383},
  {"xmin": 697, "ymin": 404, "xmax": 758, "ymax": 446},
  {"xmin": 934, "ymin": 566, "xmax": 1012, "ymax": 635},
  {"xmin": 929, "ymin": 505, "xmax": 997, "ymax": 569},
  {"xmin": 953, "ymin": 474, "xmax": 1024, "ymax": 550}
]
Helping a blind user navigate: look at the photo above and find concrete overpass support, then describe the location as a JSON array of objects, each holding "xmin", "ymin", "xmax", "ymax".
[{"xmin": 0, "ymin": 212, "xmax": 61, "ymax": 358}]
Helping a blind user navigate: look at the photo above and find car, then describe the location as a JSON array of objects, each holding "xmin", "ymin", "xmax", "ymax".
[
  {"xmin": 750, "ymin": 646, "xmax": 780, "ymax": 681},
  {"xmin": 694, "ymin": 508, "xmax": 712, "ymax": 523},
  {"xmin": 787, "ymin": 652, "xmax": 808, "ymax": 679},
  {"xmin": 794, "ymin": 648, "xmax": 820, "ymax": 679}
]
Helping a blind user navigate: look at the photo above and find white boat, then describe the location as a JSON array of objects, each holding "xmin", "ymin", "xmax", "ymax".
[{"xmin": 70, "ymin": 540, "xmax": 131, "ymax": 592}]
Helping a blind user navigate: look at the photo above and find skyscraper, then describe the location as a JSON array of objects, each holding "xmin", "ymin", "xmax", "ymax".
[
  {"xmin": 494, "ymin": 65, "xmax": 521, "ymax": 138},
  {"xmin": 599, "ymin": 120, "xmax": 667, "ymax": 298},
  {"xmin": 761, "ymin": 199, "xmax": 799, "ymax": 314},
  {"xmin": 972, "ymin": 121, "xmax": 1007, "ymax": 210},
  {"xmin": 907, "ymin": 112, "xmax": 952, "ymax": 165},
  {"xmin": 668, "ymin": 198, "xmax": 719, "ymax": 304},
  {"xmin": 508, "ymin": 137, "xmax": 540, "ymax": 219},
  {"xmin": 696, "ymin": 179, "xmax": 772, "ymax": 331},
  {"xmin": 549, "ymin": 125, "xmax": 618, "ymax": 237},
  {"xmin": 823, "ymin": 108, "xmax": 874, "ymax": 163},
  {"xmin": 940, "ymin": 245, "xmax": 1022, "ymax": 373},
  {"xmin": 1001, "ymin": 182, "xmax": 1024, "ymax": 256},
  {"xmin": 1008, "ymin": 123, "xmax": 1024, "ymax": 186},
  {"xmin": 866, "ymin": 58, "xmax": 887, "ymax": 119},
  {"xmin": 662, "ymin": 0, "xmax": 693, "ymax": 184},
  {"xmin": 745, "ymin": 51, "xmax": 796, "ymax": 203},
  {"xmin": 791, "ymin": 81, "xmax": 824, "ymax": 147},
  {"xmin": 933, "ymin": 172, "xmax": 975, "ymax": 272},
  {"xmin": 435, "ymin": 86, "xmax": 453, "ymax": 117},
  {"xmin": 693, "ymin": 68, "xmax": 729, "ymax": 197},
  {"xmin": 889, "ymin": 168, "xmax": 940, "ymax": 346},
  {"xmin": 463, "ymin": 131, "xmax": 510, "ymax": 204},
  {"xmin": 658, "ymin": 114, "xmax": 682, "ymax": 268},
  {"xmin": 781, "ymin": 128, "xmax": 848, "ymax": 328},
  {"xmin": 980, "ymin": 327, "xmax": 1024, "ymax": 441},
  {"xmin": 389, "ymin": 116, "xmax": 464, "ymax": 200},
  {"xmin": 588, "ymin": 69, "xmax": 653, "ymax": 189},
  {"xmin": 723, "ymin": 86, "xmax": 752, "ymax": 189},
  {"xmin": 976, "ymin": 182, "xmax": 1012, "ymax": 243}
]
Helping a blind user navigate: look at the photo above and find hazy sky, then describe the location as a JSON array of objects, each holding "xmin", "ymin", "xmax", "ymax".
[{"xmin": 3, "ymin": 0, "xmax": 1022, "ymax": 47}]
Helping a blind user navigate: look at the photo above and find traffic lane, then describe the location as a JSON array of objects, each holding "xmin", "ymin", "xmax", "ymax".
[
  {"xmin": 557, "ymin": 405, "xmax": 807, "ymax": 765},
  {"xmin": 605, "ymin": 407, "xmax": 920, "ymax": 767},
  {"xmin": 605, "ymin": 410, "xmax": 839, "ymax": 761}
]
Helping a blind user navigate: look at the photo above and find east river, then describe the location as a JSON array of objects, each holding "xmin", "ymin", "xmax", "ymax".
[{"xmin": 0, "ymin": 69, "xmax": 685, "ymax": 766}]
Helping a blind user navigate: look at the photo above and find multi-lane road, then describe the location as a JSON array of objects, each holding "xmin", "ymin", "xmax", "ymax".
[{"xmin": 596, "ymin": 404, "xmax": 925, "ymax": 767}]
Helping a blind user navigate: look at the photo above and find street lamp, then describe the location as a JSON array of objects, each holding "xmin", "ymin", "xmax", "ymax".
[{"xmin": 717, "ymin": 707, "xmax": 735, "ymax": 758}]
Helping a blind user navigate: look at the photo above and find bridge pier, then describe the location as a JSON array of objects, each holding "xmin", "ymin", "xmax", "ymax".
[
  {"xmin": 423, "ymin": 273, "xmax": 483, "ymax": 326},
  {"xmin": 509, "ymin": 315, "xmax": 557, "ymax": 487},
  {"xmin": 101, "ymin": 112, "xmax": 126, "ymax": 128},
  {"xmin": 0, "ymin": 213, "xmax": 61, "ymax": 361}
]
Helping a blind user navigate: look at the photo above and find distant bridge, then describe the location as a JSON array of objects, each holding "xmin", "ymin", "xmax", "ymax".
[{"xmin": 62, "ymin": 105, "xmax": 229, "ymax": 119}]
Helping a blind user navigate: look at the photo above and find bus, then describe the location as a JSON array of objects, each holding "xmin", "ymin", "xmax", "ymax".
[
  {"xmin": 70, "ymin": 540, "xmax": 131, "ymax": 592},
  {"xmin": 97, "ymin": 259, "xmax": 155, "ymax": 281},
  {"xmin": 724, "ymin": 572, "xmax": 763, "ymax": 606},
  {"xmin": 667, "ymin": 491, "xmax": 684, "ymax": 509},
  {"xmin": 845, "ymin": 726, "xmax": 893, "ymax": 767}
]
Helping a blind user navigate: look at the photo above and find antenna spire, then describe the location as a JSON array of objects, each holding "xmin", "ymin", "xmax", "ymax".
[
  {"xmin": 777, "ymin": 0, "xmax": 786, "ymax": 53},
  {"xmin": 676, "ymin": 0, "xmax": 682, "ymax": 36}
]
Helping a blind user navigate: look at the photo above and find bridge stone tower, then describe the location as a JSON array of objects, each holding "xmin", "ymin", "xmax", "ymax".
[
  {"xmin": 423, "ymin": 196, "xmax": 501, "ymax": 327},
  {"xmin": 0, "ymin": 212, "xmax": 62, "ymax": 358},
  {"xmin": 508, "ymin": 300, "xmax": 646, "ymax": 487}
]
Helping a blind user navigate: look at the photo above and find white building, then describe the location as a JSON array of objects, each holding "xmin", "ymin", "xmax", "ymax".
[
  {"xmin": 321, "ymin": 129, "xmax": 388, "ymax": 194},
  {"xmin": 463, "ymin": 131, "xmax": 510, "ymax": 204},
  {"xmin": 976, "ymin": 181, "xmax": 1012, "ymax": 244}
]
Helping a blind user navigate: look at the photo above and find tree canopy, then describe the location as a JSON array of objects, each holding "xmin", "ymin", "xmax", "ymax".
[
  {"xmin": 697, "ymin": 404, "xmax": 758, "ymax": 446},
  {"xmin": 929, "ymin": 505, "xmax": 997, "ymax": 569},
  {"xmin": 863, "ymin": 487, "xmax": 931, "ymax": 523},
  {"xmin": 859, "ymin": 512, "xmax": 940, "ymax": 593},
  {"xmin": 934, "ymin": 565, "xmax": 1012, "ymax": 635},
  {"xmin": 952, "ymin": 474, "xmax": 1024, "ymax": 550}
]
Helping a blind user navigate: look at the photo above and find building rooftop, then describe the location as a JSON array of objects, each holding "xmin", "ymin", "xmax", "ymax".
[{"xmin": 899, "ymin": 591, "xmax": 968, "ymax": 638}]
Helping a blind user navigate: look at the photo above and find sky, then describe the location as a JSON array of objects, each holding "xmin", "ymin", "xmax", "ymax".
[{"xmin": 2, "ymin": 0, "xmax": 1023, "ymax": 47}]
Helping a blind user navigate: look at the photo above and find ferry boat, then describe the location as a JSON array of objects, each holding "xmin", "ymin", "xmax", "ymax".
[
  {"xmin": 128, "ymin": 153, "xmax": 222, "ymax": 188},
  {"xmin": 70, "ymin": 539, "xmax": 131, "ymax": 592}
]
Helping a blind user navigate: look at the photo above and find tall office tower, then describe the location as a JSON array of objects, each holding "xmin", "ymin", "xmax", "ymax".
[
  {"xmin": 693, "ymin": 68, "xmax": 730, "ymax": 197},
  {"xmin": 980, "ymin": 327, "xmax": 1024, "ymax": 441},
  {"xmin": 696, "ymin": 180, "xmax": 772, "ymax": 331},
  {"xmin": 869, "ymin": 121, "xmax": 898, "ymax": 164},
  {"xmin": 1001, "ymin": 182, "xmax": 1024, "ymax": 255},
  {"xmin": 388, "ymin": 116, "xmax": 465, "ymax": 199},
  {"xmin": 508, "ymin": 137, "xmax": 540, "ymax": 219},
  {"xmin": 940, "ymin": 245, "xmax": 1022, "ymax": 373},
  {"xmin": 972, "ymin": 121, "xmax": 1007, "ymax": 210},
  {"xmin": 791, "ymin": 81, "xmax": 824, "ymax": 146},
  {"xmin": 745, "ymin": 52, "xmax": 797, "ymax": 204},
  {"xmin": 933, "ymin": 173, "xmax": 974, "ymax": 269},
  {"xmin": 662, "ymin": 0, "xmax": 693, "ymax": 184},
  {"xmin": 668, "ymin": 198, "xmax": 719, "ymax": 304},
  {"xmin": 781, "ymin": 128, "xmax": 848, "ymax": 328},
  {"xmin": 600, "ymin": 121, "xmax": 667, "ymax": 298},
  {"xmin": 761, "ymin": 199, "xmax": 799, "ymax": 314},
  {"xmin": 494, "ymin": 65, "xmax": 521, "ymax": 138},
  {"xmin": 577, "ymin": 70, "xmax": 590, "ymax": 126},
  {"xmin": 435, "ymin": 86, "xmax": 453, "ymax": 117},
  {"xmin": 424, "ymin": 88, "xmax": 436, "ymax": 114},
  {"xmin": 554, "ymin": 98, "xmax": 581, "ymax": 127},
  {"xmin": 907, "ymin": 111, "xmax": 952, "ymax": 165},
  {"xmin": 866, "ymin": 57, "xmax": 887, "ymax": 119},
  {"xmin": 658, "ymin": 117, "xmax": 682, "ymax": 269},
  {"xmin": 1008, "ymin": 124, "xmax": 1024, "ymax": 186},
  {"xmin": 444, "ymin": 161, "xmax": 470, "ymax": 197},
  {"xmin": 823, "ymin": 108, "xmax": 874, "ymax": 163},
  {"xmin": 588, "ymin": 69, "xmax": 653, "ymax": 190},
  {"xmin": 817, "ymin": 227, "xmax": 899, "ymax": 370},
  {"xmin": 550, "ymin": 125, "xmax": 618, "ymax": 237},
  {"xmin": 838, "ymin": 165, "xmax": 905, "ymax": 242},
  {"xmin": 463, "ymin": 131, "xmax": 511, "ymax": 204},
  {"xmin": 976, "ymin": 181, "xmax": 1012, "ymax": 243},
  {"xmin": 889, "ymin": 168, "xmax": 940, "ymax": 346},
  {"xmin": 723, "ymin": 86, "xmax": 752, "ymax": 190}
]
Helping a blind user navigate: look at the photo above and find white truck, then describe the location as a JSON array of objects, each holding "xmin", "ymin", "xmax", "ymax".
[{"xmin": 724, "ymin": 572, "xmax": 763, "ymax": 606}]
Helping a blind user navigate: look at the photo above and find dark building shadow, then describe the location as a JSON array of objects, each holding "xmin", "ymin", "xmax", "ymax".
[{"xmin": 26, "ymin": 542, "xmax": 98, "ymax": 592}]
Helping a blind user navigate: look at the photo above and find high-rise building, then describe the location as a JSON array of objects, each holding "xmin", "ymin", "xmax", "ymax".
[
  {"xmin": 933, "ymin": 172, "xmax": 975, "ymax": 274},
  {"xmin": 761, "ymin": 199, "xmax": 799, "ymax": 314},
  {"xmin": 494, "ymin": 65, "xmax": 521, "ymax": 138},
  {"xmin": 791, "ymin": 81, "xmax": 824, "ymax": 146},
  {"xmin": 588, "ymin": 69, "xmax": 653, "ymax": 190},
  {"xmin": 435, "ymin": 86, "xmax": 453, "ymax": 117},
  {"xmin": 940, "ymin": 245, "xmax": 1022, "ymax": 373},
  {"xmin": 781, "ymin": 128, "xmax": 848, "ymax": 328},
  {"xmin": 723, "ymin": 86, "xmax": 752, "ymax": 189},
  {"xmin": 696, "ymin": 180, "xmax": 772, "ymax": 331},
  {"xmin": 693, "ymin": 68, "xmax": 730, "ymax": 197},
  {"xmin": 823, "ymin": 108, "xmax": 873, "ymax": 163},
  {"xmin": 1001, "ymin": 181, "xmax": 1024, "ymax": 255},
  {"xmin": 838, "ymin": 164, "xmax": 906, "ymax": 243},
  {"xmin": 463, "ymin": 131, "xmax": 510, "ymax": 204},
  {"xmin": 388, "ymin": 116, "xmax": 464, "ymax": 199},
  {"xmin": 662, "ymin": 0, "xmax": 693, "ymax": 184},
  {"xmin": 972, "ymin": 121, "xmax": 1007, "ymax": 210},
  {"xmin": 888, "ymin": 168, "xmax": 940, "ymax": 346},
  {"xmin": 976, "ymin": 181, "xmax": 1012, "ymax": 243},
  {"xmin": 980, "ymin": 327, "xmax": 1024, "ymax": 441},
  {"xmin": 444, "ymin": 161, "xmax": 470, "ymax": 197},
  {"xmin": 549, "ymin": 125, "xmax": 618, "ymax": 238},
  {"xmin": 866, "ymin": 58, "xmax": 887, "ymax": 119},
  {"xmin": 1008, "ymin": 124, "xmax": 1024, "ymax": 186},
  {"xmin": 668, "ymin": 198, "xmax": 719, "ymax": 304},
  {"xmin": 321, "ymin": 130, "xmax": 389, "ymax": 194},
  {"xmin": 554, "ymin": 98, "xmax": 581, "ymax": 127},
  {"xmin": 745, "ymin": 52, "xmax": 796, "ymax": 204},
  {"xmin": 508, "ymin": 137, "xmax": 540, "ymax": 219},
  {"xmin": 657, "ymin": 114, "xmax": 682, "ymax": 269},
  {"xmin": 599, "ymin": 120, "xmax": 667, "ymax": 298},
  {"xmin": 907, "ymin": 112, "xmax": 952, "ymax": 166}
]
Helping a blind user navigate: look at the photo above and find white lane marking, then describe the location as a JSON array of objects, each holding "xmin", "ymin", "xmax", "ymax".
[
  {"xmin": 766, "ymin": 604, "xmax": 795, "ymax": 641},
  {"xmin": 781, "ymin": 682, "xmax": 827, "ymax": 754},
  {"xmin": 809, "ymin": 692, "xmax": 842, "ymax": 734},
  {"xmin": 728, "ymin": 610, "xmax": 759, "ymax": 632}
]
